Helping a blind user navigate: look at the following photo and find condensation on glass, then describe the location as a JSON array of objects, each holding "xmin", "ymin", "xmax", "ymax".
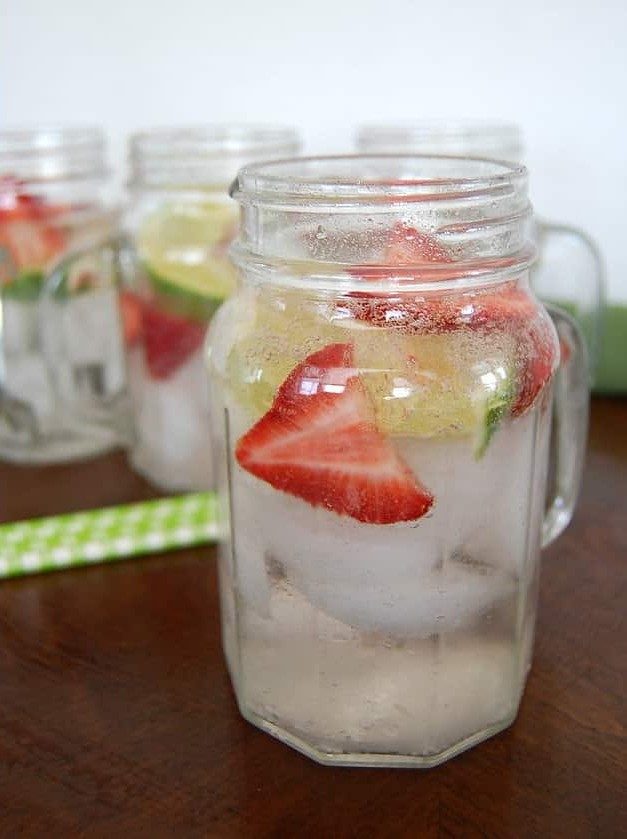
[
  {"xmin": 206, "ymin": 154, "xmax": 589, "ymax": 767},
  {"xmin": 356, "ymin": 121, "xmax": 605, "ymax": 383}
]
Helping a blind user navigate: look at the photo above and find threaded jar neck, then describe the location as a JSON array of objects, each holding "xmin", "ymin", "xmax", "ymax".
[
  {"xmin": 356, "ymin": 122, "xmax": 523, "ymax": 163},
  {"xmin": 129, "ymin": 125, "xmax": 301, "ymax": 190},
  {"xmin": 230, "ymin": 154, "xmax": 535, "ymax": 290}
]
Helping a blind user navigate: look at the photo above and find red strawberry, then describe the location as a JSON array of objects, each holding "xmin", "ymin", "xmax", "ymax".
[
  {"xmin": 0, "ymin": 219, "xmax": 65, "ymax": 273},
  {"xmin": 236, "ymin": 343, "xmax": 434, "ymax": 524},
  {"xmin": 0, "ymin": 178, "xmax": 66, "ymax": 273},
  {"xmin": 142, "ymin": 302, "xmax": 206, "ymax": 380},
  {"xmin": 558, "ymin": 334, "xmax": 573, "ymax": 366},
  {"xmin": 346, "ymin": 220, "xmax": 556, "ymax": 414},
  {"xmin": 348, "ymin": 222, "xmax": 451, "ymax": 282},
  {"xmin": 346, "ymin": 281, "xmax": 537, "ymax": 335},
  {"xmin": 346, "ymin": 222, "xmax": 539, "ymax": 333},
  {"xmin": 119, "ymin": 291, "xmax": 143, "ymax": 347},
  {"xmin": 386, "ymin": 222, "xmax": 451, "ymax": 265},
  {"xmin": 512, "ymin": 320, "xmax": 557, "ymax": 416},
  {"xmin": 0, "ymin": 177, "xmax": 43, "ymax": 221},
  {"xmin": 347, "ymin": 222, "xmax": 452, "ymax": 328}
]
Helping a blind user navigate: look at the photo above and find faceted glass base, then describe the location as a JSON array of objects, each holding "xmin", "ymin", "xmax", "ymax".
[{"xmin": 238, "ymin": 699, "xmax": 518, "ymax": 769}]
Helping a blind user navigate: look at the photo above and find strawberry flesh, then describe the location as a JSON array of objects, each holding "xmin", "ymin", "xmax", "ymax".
[
  {"xmin": 236, "ymin": 343, "xmax": 434, "ymax": 524},
  {"xmin": 142, "ymin": 302, "xmax": 206, "ymax": 380},
  {"xmin": 346, "ymin": 222, "xmax": 556, "ymax": 415},
  {"xmin": 119, "ymin": 291, "xmax": 144, "ymax": 347},
  {"xmin": 0, "ymin": 177, "xmax": 66, "ymax": 273},
  {"xmin": 385, "ymin": 222, "xmax": 451, "ymax": 265},
  {"xmin": 512, "ymin": 320, "xmax": 557, "ymax": 416}
]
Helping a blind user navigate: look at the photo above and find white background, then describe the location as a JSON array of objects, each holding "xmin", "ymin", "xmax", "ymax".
[{"xmin": 3, "ymin": 0, "xmax": 626, "ymax": 297}]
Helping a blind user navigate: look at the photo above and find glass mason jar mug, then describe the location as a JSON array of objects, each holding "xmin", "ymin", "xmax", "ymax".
[
  {"xmin": 0, "ymin": 127, "xmax": 119, "ymax": 463},
  {"xmin": 207, "ymin": 155, "xmax": 589, "ymax": 767},
  {"xmin": 356, "ymin": 121, "xmax": 605, "ymax": 383},
  {"xmin": 121, "ymin": 125, "xmax": 301, "ymax": 491}
]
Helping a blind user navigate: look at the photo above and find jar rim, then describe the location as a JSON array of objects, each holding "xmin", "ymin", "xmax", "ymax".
[
  {"xmin": 356, "ymin": 121, "xmax": 523, "ymax": 161},
  {"xmin": 231, "ymin": 154, "xmax": 528, "ymax": 208},
  {"xmin": 129, "ymin": 124, "xmax": 301, "ymax": 188},
  {"xmin": 0, "ymin": 126, "xmax": 108, "ymax": 181}
]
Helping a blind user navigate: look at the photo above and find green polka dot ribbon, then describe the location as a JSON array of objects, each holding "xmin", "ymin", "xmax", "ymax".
[{"xmin": 0, "ymin": 492, "xmax": 219, "ymax": 579}]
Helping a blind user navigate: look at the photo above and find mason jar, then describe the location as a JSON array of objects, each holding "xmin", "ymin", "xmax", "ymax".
[
  {"xmin": 207, "ymin": 155, "xmax": 589, "ymax": 767},
  {"xmin": 355, "ymin": 121, "xmax": 605, "ymax": 383},
  {"xmin": 120, "ymin": 125, "xmax": 301, "ymax": 492},
  {"xmin": 0, "ymin": 127, "xmax": 119, "ymax": 463}
]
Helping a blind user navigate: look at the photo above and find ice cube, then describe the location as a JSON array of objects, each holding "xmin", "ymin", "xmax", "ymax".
[
  {"xmin": 62, "ymin": 288, "xmax": 126, "ymax": 394},
  {"xmin": 227, "ymin": 397, "xmax": 534, "ymax": 637},
  {"xmin": 2, "ymin": 299, "xmax": 38, "ymax": 355},
  {"xmin": 4, "ymin": 353, "xmax": 55, "ymax": 427},
  {"xmin": 128, "ymin": 348, "xmax": 213, "ymax": 491},
  {"xmin": 231, "ymin": 455, "xmax": 513, "ymax": 637},
  {"xmin": 296, "ymin": 556, "xmax": 514, "ymax": 637},
  {"xmin": 397, "ymin": 413, "xmax": 537, "ymax": 575}
]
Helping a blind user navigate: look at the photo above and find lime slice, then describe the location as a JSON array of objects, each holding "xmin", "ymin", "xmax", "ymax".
[
  {"xmin": 137, "ymin": 199, "xmax": 239, "ymax": 320},
  {"xmin": 471, "ymin": 367, "xmax": 514, "ymax": 459},
  {"xmin": 353, "ymin": 326, "xmax": 515, "ymax": 452},
  {"xmin": 227, "ymin": 289, "xmax": 516, "ymax": 455},
  {"xmin": 227, "ymin": 290, "xmax": 344, "ymax": 416}
]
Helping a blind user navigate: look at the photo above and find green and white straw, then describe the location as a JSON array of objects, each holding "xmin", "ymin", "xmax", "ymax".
[{"xmin": 0, "ymin": 492, "xmax": 219, "ymax": 579}]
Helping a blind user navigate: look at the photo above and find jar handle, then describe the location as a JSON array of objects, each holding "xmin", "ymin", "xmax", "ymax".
[
  {"xmin": 533, "ymin": 221, "xmax": 605, "ymax": 380},
  {"xmin": 39, "ymin": 235, "xmax": 134, "ymax": 450},
  {"xmin": 542, "ymin": 304, "xmax": 590, "ymax": 548}
]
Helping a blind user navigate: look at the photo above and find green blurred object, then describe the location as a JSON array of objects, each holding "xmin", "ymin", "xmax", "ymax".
[
  {"xmin": 547, "ymin": 298, "xmax": 626, "ymax": 394},
  {"xmin": 595, "ymin": 303, "xmax": 627, "ymax": 394}
]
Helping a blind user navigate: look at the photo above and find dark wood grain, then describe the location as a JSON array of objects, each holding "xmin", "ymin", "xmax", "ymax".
[
  {"xmin": 0, "ymin": 398, "xmax": 625, "ymax": 838},
  {"xmin": 0, "ymin": 450, "xmax": 162, "ymax": 524}
]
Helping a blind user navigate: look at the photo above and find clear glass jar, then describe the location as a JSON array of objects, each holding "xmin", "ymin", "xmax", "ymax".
[
  {"xmin": 0, "ymin": 127, "xmax": 120, "ymax": 463},
  {"xmin": 207, "ymin": 155, "xmax": 589, "ymax": 767},
  {"xmin": 121, "ymin": 125, "xmax": 301, "ymax": 491},
  {"xmin": 356, "ymin": 121, "xmax": 605, "ymax": 382}
]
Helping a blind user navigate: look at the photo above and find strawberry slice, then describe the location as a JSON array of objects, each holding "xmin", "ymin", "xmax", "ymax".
[
  {"xmin": 0, "ymin": 219, "xmax": 65, "ymax": 273},
  {"xmin": 512, "ymin": 320, "xmax": 557, "ymax": 416},
  {"xmin": 346, "ymin": 221, "xmax": 556, "ymax": 414},
  {"xmin": 119, "ymin": 291, "xmax": 144, "ymax": 347},
  {"xmin": 0, "ymin": 177, "xmax": 44, "ymax": 221},
  {"xmin": 347, "ymin": 222, "xmax": 451, "ymax": 329},
  {"xmin": 346, "ymin": 282, "xmax": 536, "ymax": 334},
  {"xmin": 385, "ymin": 222, "xmax": 451, "ymax": 265},
  {"xmin": 558, "ymin": 334, "xmax": 573, "ymax": 366},
  {"xmin": 347, "ymin": 223, "xmax": 536, "ymax": 333},
  {"xmin": 348, "ymin": 222, "xmax": 451, "ymax": 282},
  {"xmin": 0, "ymin": 178, "xmax": 66, "ymax": 274},
  {"xmin": 236, "ymin": 343, "xmax": 434, "ymax": 524},
  {"xmin": 142, "ymin": 302, "xmax": 206, "ymax": 380}
]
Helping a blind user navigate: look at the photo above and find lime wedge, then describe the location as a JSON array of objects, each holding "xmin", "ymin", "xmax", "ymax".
[
  {"xmin": 472, "ymin": 370, "xmax": 514, "ymax": 459},
  {"xmin": 137, "ymin": 199, "xmax": 239, "ymax": 320},
  {"xmin": 226, "ymin": 289, "xmax": 516, "ymax": 456}
]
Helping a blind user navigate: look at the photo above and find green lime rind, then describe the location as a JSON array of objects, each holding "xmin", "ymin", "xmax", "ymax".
[
  {"xmin": 142, "ymin": 261, "xmax": 228, "ymax": 323},
  {"xmin": 473, "ymin": 376, "xmax": 515, "ymax": 460},
  {"xmin": 1, "ymin": 270, "xmax": 44, "ymax": 301}
]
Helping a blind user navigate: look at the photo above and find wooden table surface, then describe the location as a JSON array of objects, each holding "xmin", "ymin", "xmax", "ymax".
[{"xmin": 0, "ymin": 398, "xmax": 625, "ymax": 838}]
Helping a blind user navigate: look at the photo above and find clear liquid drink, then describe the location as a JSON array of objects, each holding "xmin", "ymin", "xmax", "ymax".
[{"xmin": 207, "ymin": 155, "xmax": 588, "ymax": 766}]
